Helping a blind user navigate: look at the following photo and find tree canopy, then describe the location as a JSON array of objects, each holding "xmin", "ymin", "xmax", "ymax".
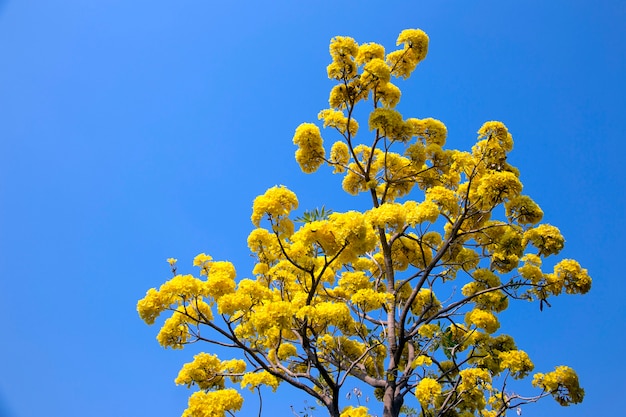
[{"xmin": 138, "ymin": 28, "xmax": 591, "ymax": 417}]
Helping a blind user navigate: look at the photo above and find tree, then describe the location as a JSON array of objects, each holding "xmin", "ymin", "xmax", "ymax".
[{"xmin": 137, "ymin": 28, "xmax": 591, "ymax": 417}]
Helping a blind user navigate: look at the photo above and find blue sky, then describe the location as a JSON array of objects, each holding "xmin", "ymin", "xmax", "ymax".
[{"xmin": 1, "ymin": 1, "xmax": 625, "ymax": 416}]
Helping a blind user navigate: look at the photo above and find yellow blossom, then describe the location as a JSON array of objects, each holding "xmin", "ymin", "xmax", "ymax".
[
  {"xmin": 293, "ymin": 123, "xmax": 325, "ymax": 173},
  {"xmin": 329, "ymin": 36, "xmax": 359, "ymax": 61},
  {"xmin": 206, "ymin": 261, "xmax": 237, "ymax": 299},
  {"xmin": 355, "ymin": 42, "xmax": 385, "ymax": 65},
  {"xmin": 375, "ymin": 82, "xmax": 401, "ymax": 108},
  {"xmin": 465, "ymin": 309, "xmax": 500, "ymax": 333},
  {"xmin": 319, "ymin": 109, "xmax": 359, "ymax": 136},
  {"xmin": 241, "ymin": 371, "xmax": 280, "ymax": 392},
  {"xmin": 361, "ymin": 58, "xmax": 391, "ymax": 86},
  {"xmin": 175, "ymin": 352, "xmax": 225, "ymax": 390},
  {"xmin": 181, "ymin": 389, "xmax": 243, "ymax": 417},
  {"xmin": 329, "ymin": 141, "xmax": 350, "ymax": 173},
  {"xmin": 251, "ymin": 185, "xmax": 299, "ymax": 227},
  {"xmin": 532, "ymin": 366, "xmax": 584, "ymax": 405},
  {"xmin": 523, "ymin": 224, "xmax": 565, "ymax": 257},
  {"xmin": 499, "ymin": 350, "xmax": 534, "ymax": 379},
  {"xmin": 415, "ymin": 377, "xmax": 441, "ymax": 405}
]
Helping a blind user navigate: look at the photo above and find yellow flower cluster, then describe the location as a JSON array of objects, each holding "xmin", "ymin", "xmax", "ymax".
[
  {"xmin": 426, "ymin": 186, "xmax": 459, "ymax": 216},
  {"xmin": 547, "ymin": 259, "xmax": 592, "ymax": 295},
  {"xmin": 410, "ymin": 355, "xmax": 433, "ymax": 369},
  {"xmin": 368, "ymin": 108, "xmax": 409, "ymax": 141},
  {"xmin": 193, "ymin": 253, "xmax": 212, "ymax": 275},
  {"xmin": 181, "ymin": 389, "xmax": 243, "ymax": 417},
  {"xmin": 476, "ymin": 171, "xmax": 523, "ymax": 207},
  {"xmin": 505, "ymin": 195, "xmax": 544, "ymax": 225},
  {"xmin": 417, "ymin": 323, "xmax": 439, "ymax": 338},
  {"xmin": 404, "ymin": 200, "xmax": 439, "ymax": 225},
  {"xmin": 205, "ymin": 261, "xmax": 237, "ymax": 299},
  {"xmin": 293, "ymin": 123, "xmax": 325, "ymax": 174},
  {"xmin": 387, "ymin": 29, "xmax": 429, "ymax": 79},
  {"xmin": 473, "ymin": 121, "xmax": 513, "ymax": 171},
  {"xmin": 411, "ymin": 118, "xmax": 447, "ymax": 146},
  {"xmin": 216, "ymin": 278, "xmax": 272, "ymax": 316},
  {"xmin": 296, "ymin": 301, "xmax": 354, "ymax": 333},
  {"xmin": 376, "ymin": 82, "xmax": 402, "ymax": 108},
  {"xmin": 478, "ymin": 121, "xmax": 513, "ymax": 152},
  {"xmin": 444, "ymin": 323, "xmax": 476, "ymax": 353},
  {"xmin": 461, "ymin": 269, "xmax": 508, "ymax": 312},
  {"xmin": 523, "ymin": 224, "xmax": 565, "ymax": 257},
  {"xmin": 410, "ymin": 289, "xmax": 441, "ymax": 319},
  {"xmin": 175, "ymin": 353, "xmax": 245, "ymax": 390},
  {"xmin": 471, "ymin": 222, "xmax": 524, "ymax": 273},
  {"xmin": 389, "ymin": 235, "xmax": 432, "ymax": 271},
  {"xmin": 498, "ymin": 350, "xmax": 534, "ymax": 379},
  {"xmin": 329, "ymin": 141, "xmax": 350, "ymax": 173},
  {"xmin": 240, "ymin": 371, "xmax": 280, "ymax": 392},
  {"xmin": 285, "ymin": 210, "xmax": 377, "ymax": 268},
  {"xmin": 319, "ymin": 109, "xmax": 359, "ymax": 136},
  {"xmin": 251, "ymin": 185, "xmax": 299, "ymax": 227},
  {"xmin": 377, "ymin": 153, "xmax": 419, "ymax": 199},
  {"xmin": 465, "ymin": 309, "xmax": 500, "ymax": 334},
  {"xmin": 366, "ymin": 203, "xmax": 406, "ymax": 231},
  {"xmin": 415, "ymin": 377, "xmax": 441, "ymax": 406},
  {"xmin": 156, "ymin": 308, "xmax": 191, "ymax": 349},
  {"xmin": 532, "ymin": 366, "xmax": 584, "ymax": 405},
  {"xmin": 137, "ymin": 274, "xmax": 209, "ymax": 325},
  {"xmin": 351, "ymin": 288, "xmax": 393, "ymax": 312},
  {"xmin": 247, "ymin": 227, "xmax": 282, "ymax": 266},
  {"xmin": 361, "ymin": 58, "xmax": 391, "ymax": 86},
  {"xmin": 355, "ymin": 43, "xmax": 385, "ymax": 65},
  {"xmin": 327, "ymin": 36, "xmax": 359, "ymax": 81},
  {"xmin": 458, "ymin": 368, "xmax": 492, "ymax": 410}
]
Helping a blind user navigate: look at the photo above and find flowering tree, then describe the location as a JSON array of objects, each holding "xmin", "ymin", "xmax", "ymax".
[{"xmin": 137, "ymin": 28, "xmax": 591, "ymax": 417}]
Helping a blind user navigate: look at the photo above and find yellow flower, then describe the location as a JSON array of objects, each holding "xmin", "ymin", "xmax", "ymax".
[
  {"xmin": 329, "ymin": 36, "xmax": 359, "ymax": 61},
  {"xmin": 415, "ymin": 377, "xmax": 441, "ymax": 405},
  {"xmin": 355, "ymin": 42, "xmax": 385, "ymax": 65},
  {"xmin": 410, "ymin": 355, "xmax": 433, "ymax": 369},
  {"xmin": 251, "ymin": 186, "xmax": 299, "ymax": 227},
  {"xmin": 182, "ymin": 389, "xmax": 243, "ymax": 417},
  {"xmin": 206, "ymin": 261, "xmax": 237, "ymax": 299},
  {"xmin": 292, "ymin": 123, "xmax": 325, "ymax": 174},
  {"xmin": 241, "ymin": 371, "xmax": 280, "ymax": 392},
  {"xmin": 362, "ymin": 58, "xmax": 391, "ymax": 86},
  {"xmin": 396, "ymin": 29, "xmax": 429, "ymax": 63},
  {"xmin": 478, "ymin": 121, "xmax": 513, "ymax": 152},
  {"xmin": 412, "ymin": 118, "xmax": 447, "ymax": 146},
  {"xmin": 426, "ymin": 186, "xmax": 459, "ymax": 216},
  {"xmin": 465, "ymin": 309, "xmax": 500, "ymax": 333},
  {"xmin": 499, "ymin": 350, "xmax": 534, "ymax": 379},
  {"xmin": 329, "ymin": 141, "xmax": 350, "ymax": 173},
  {"xmin": 553, "ymin": 259, "xmax": 592, "ymax": 295},
  {"xmin": 523, "ymin": 224, "xmax": 565, "ymax": 257},
  {"xmin": 376, "ymin": 82, "xmax": 401, "ymax": 108},
  {"xmin": 476, "ymin": 171, "xmax": 523, "ymax": 207},
  {"xmin": 368, "ymin": 108, "xmax": 404, "ymax": 139},
  {"xmin": 532, "ymin": 366, "xmax": 584, "ymax": 405},
  {"xmin": 366, "ymin": 203, "xmax": 406, "ymax": 231},
  {"xmin": 505, "ymin": 195, "xmax": 544, "ymax": 225},
  {"xmin": 404, "ymin": 200, "xmax": 439, "ymax": 225}
]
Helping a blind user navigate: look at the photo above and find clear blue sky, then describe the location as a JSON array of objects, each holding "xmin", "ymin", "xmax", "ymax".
[{"xmin": 1, "ymin": 1, "xmax": 624, "ymax": 416}]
